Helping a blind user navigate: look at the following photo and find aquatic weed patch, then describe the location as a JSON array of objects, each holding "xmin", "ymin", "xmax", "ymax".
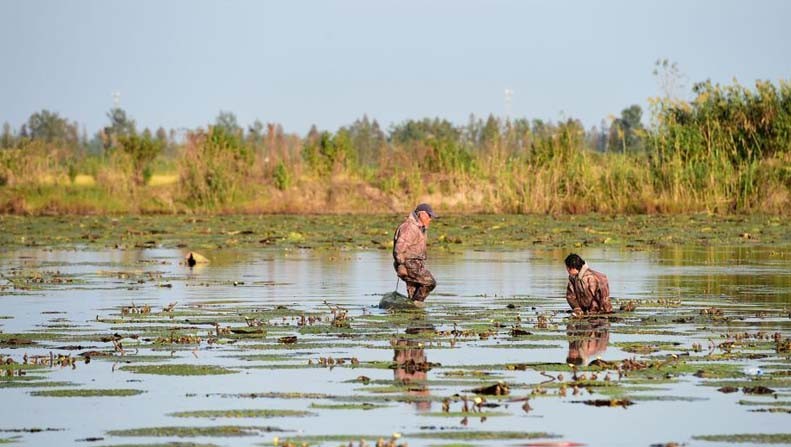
[
  {"xmin": 121, "ymin": 364, "xmax": 236, "ymax": 376},
  {"xmin": 3, "ymin": 215, "xmax": 790, "ymax": 250},
  {"xmin": 693, "ymin": 433, "xmax": 791, "ymax": 444},
  {"xmin": 2, "ymin": 233, "xmax": 791, "ymax": 447},
  {"xmin": 417, "ymin": 411, "xmax": 509, "ymax": 418},
  {"xmin": 99, "ymin": 443, "xmax": 220, "ymax": 447},
  {"xmin": 106, "ymin": 426, "xmax": 285, "ymax": 437},
  {"xmin": 309, "ymin": 402, "xmax": 388, "ymax": 410},
  {"xmin": 30, "ymin": 388, "xmax": 144, "ymax": 397},
  {"xmin": 169, "ymin": 409, "xmax": 314, "ymax": 418},
  {"xmin": 202, "ymin": 391, "xmax": 335, "ymax": 399},
  {"xmin": 272, "ymin": 434, "xmax": 396, "ymax": 445},
  {"xmin": 407, "ymin": 431, "xmax": 559, "ymax": 440},
  {"xmin": 0, "ymin": 380, "xmax": 75, "ymax": 389},
  {"xmin": 738, "ymin": 400, "xmax": 791, "ymax": 406}
]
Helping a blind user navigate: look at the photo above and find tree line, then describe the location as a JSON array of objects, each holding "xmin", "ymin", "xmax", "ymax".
[{"xmin": 0, "ymin": 77, "xmax": 789, "ymax": 214}]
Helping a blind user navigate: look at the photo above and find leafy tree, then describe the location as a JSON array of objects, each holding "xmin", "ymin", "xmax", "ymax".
[
  {"xmin": 1, "ymin": 122, "xmax": 13, "ymax": 148},
  {"xmin": 117, "ymin": 129, "xmax": 164, "ymax": 185},
  {"xmin": 302, "ymin": 125, "xmax": 322, "ymax": 172},
  {"xmin": 344, "ymin": 115, "xmax": 386, "ymax": 166},
  {"xmin": 105, "ymin": 108, "xmax": 136, "ymax": 137},
  {"xmin": 215, "ymin": 111, "xmax": 242, "ymax": 137},
  {"xmin": 103, "ymin": 107, "xmax": 137, "ymax": 150},
  {"xmin": 301, "ymin": 129, "xmax": 356, "ymax": 175},
  {"xmin": 389, "ymin": 118, "xmax": 459, "ymax": 145},
  {"xmin": 247, "ymin": 119, "xmax": 264, "ymax": 146},
  {"xmin": 26, "ymin": 110, "xmax": 77, "ymax": 144},
  {"xmin": 180, "ymin": 125, "xmax": 253, "ymax": 207},
  {"xmin": 608, "ymin": 105, "xmax": 645, "ymax": 152},
  {"xmin": 481, "ymin": 114, "xmax": 501, "ymax": 147}
]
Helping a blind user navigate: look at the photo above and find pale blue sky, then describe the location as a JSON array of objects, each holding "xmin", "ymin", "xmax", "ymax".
[{"xmin": 1, "ymin": 0, "xmax": 790, "ymax": 135}]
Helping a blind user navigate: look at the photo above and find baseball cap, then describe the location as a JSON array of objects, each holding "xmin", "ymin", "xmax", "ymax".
[{"xmin": 414, "ymin": 203, "xmax": 437, "ymax": 218}]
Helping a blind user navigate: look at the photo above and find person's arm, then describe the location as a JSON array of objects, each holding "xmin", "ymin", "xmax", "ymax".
[{"xmin": 566, "ymin": 280, "xmax": 581, "ymax": 310}]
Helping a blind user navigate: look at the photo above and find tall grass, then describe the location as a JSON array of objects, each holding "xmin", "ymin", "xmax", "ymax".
[{"xmin": 1, "ymin": 79, "xmax": 788, "ymax": 215}]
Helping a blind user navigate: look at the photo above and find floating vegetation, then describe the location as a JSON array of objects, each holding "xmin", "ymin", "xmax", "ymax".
[
  {"xmin": 693, "ymin": 434, "xmax": 791, "ymax": 444},
  {"xmin": 626, "ymin": 395, "xmax": 706, "ymax": 402},
  {"xmin": 309, "ymin": 403, "xmax": 387, "ymax": 410},
  {"xmin": 0, "ymin": 381, "xmax": 74, "ymax": 389},
  {"xmin": 204, "ymin": 392, "xmax": 334, "ymax": 399},
  {"xmin": 106, "ymin": 426, "xmax": 284, "ymax": 437},
  {"xmin": 468, "ymin": 382, "xmax": 510, "ymax": 396},
  {"xmin": 121, "ymin": 303, "xmax": 151, "ymax": 315},
  {"xmin": 579, "ymin": 399, "xmax": 635, "ymax": 408},
  {"xmin": 154, "ymin": 333, "xmax": 201, "ymax": 345},
  {"xmin": 97, "ymin": 443, "xmax": 219, "ymax": 447},
  {"xmin": 2, "ymin": 226, "xmax": 791, "ymax": 447},
  {"xmin": 30, "ymin": 389, "xmax": 144, "ymax": 397},
  {"xmin": 616, "ymin": 341, "xmax": 682, "ymax": 354},
  {"xmin": 418, "ymin": 411, "xmax": 508, "ymax": 418},
  {"xmin": 750, "ymin": 408, "xmax": 791, "ymax": 414},
  {"xmin": 742, "ymin": 386, "xmax": 776, "ymax": 395},
  {"xmin": 121, "ymin": 364, "xmax": 235, "ymax": 376},
  {"xmin": 2, "ymin": 215, "xmax": 789, "ymax": 250},
  {"xmin": 169, "ymin": 409, "xmax": 314, "ymax": 418},
  {"xmin": 738, "ymin": 400, "xmax": 791, "ymax": 406},
  {"xmin": 407, "ymin": 431, "xmax": 559, "ymax": 440},
  {"xmin": 274, "ymin": 434, "xmax": 400, "ymax": 446}
]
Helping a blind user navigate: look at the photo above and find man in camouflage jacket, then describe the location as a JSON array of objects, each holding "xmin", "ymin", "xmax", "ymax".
[{"xmin": 393, "ymin": 204, "xmax": 437, "ymax": 303}]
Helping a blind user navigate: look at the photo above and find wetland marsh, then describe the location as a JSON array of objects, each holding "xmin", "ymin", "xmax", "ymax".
[{"xmin": 0, "ymin": 215, "xmax": 790, "ymax": 447}]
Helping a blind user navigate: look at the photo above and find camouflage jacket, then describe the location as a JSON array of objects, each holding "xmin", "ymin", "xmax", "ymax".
[
  {"xmin": 566, "ymin": 263, "xmax": 612, "ymax": 313},
  {"xmin": 393, "ymin": 212, "xmax": 427, "ymax": 264}
]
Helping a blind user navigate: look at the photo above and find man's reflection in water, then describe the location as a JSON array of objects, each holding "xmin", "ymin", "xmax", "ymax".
[
  {"xmin": 566, "ymin": 319, "xmax": 610, "ymax": 366},
  {"xmin": 393, "ymin": 338, "xmax": 432, "ymax": 411}
]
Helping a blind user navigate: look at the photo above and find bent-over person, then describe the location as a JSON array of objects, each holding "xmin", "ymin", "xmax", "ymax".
[
  {"xmin": 564, "ymin": 253, "xmax": 612, "ymax": 315},
  {"xmin": 393, "ymin": 203, "xmax": 437, "ymax": 303}
]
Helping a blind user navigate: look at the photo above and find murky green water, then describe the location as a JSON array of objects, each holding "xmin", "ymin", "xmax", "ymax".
[{"xmin": 0, "ymin": 245, "xmax": 790, "ymax": 447}]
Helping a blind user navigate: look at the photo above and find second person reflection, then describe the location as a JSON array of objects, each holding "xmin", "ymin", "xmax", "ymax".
[
  {"xmin": 393, "ymin": 338, "xmax": 432, "ymax": 411},
  {"xmin": 565, "ymin": 318, "xmax": 610, "ymax": 366}
]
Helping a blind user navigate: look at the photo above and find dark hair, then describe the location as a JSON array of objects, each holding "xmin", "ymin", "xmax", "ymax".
[{"xmin": 564, "ymin": 253, "xmax": 585, "ymax": 270}]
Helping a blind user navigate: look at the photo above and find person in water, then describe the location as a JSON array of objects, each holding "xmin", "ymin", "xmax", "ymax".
[
  {"xmin": 392, "ymin": 203, "xmax": 437, "ymax": 303},
  {"xmin": 564, "ymin": 253, "xmax": 613, "ymax": 315}
]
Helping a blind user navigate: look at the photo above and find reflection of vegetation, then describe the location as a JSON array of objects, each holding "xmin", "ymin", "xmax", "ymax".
[
  {"xmin": 653, "ymin": 245, "xmax": 791, "ymax": 303},
  {"xmin": 2, "ymin": 79, "xmax": 789, "ymax": 214}
]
